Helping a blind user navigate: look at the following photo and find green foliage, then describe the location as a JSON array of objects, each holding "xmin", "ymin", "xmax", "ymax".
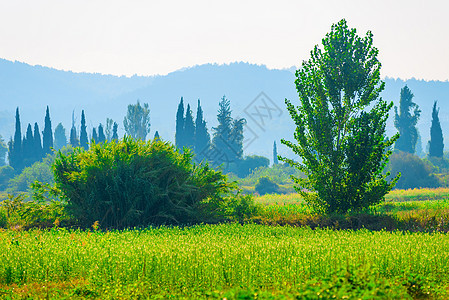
[
  {"xmin": 281, "ymin": 19, "xmax": 399, "ymax": 214},
  {"xmin": 237, "ymin": 163, "xmax": 303, "ymax": 186},
  {"xmin": 429, "ymin": 101, "xmax": 444, "ymax": 158},
  {"xmin": 394, "ymin": 86, "xmax": 421, "ymax": 154},
  {"xmin": 53, "ymin": 137, "xmax": 236, "ymax": 228},
  {"xmin": 386, "ymin": 151, "xmax": 440, "ymax": 189},
  {"xmin": 53, "ymin": 122, "xmax": 67, "ymax": 150},
  {"xmin": 123, "ymin": 101, "xmax": 151, "ymax": 140},
  {"xmin": 6, "ymin": 153, "xmax": 56, "ymax": 194},
  {"xmin": 255, "ymin": 176, "xmax": 280, "ymax": 195}
]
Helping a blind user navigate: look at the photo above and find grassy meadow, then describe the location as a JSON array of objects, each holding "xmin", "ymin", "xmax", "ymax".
[
  {"xmin": 1, "ymin": 224, "xmax": 449, "ymax": 299},
  {"xmin": 1, "ymin": 188, "xmax": 449, "ymax": 299}
]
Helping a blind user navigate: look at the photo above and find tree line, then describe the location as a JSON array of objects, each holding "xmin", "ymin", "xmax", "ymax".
[
  {"xmin": 3, "ymin": 96, "xmax": 271, "ymax": 177},
  {"xmin": 394, "ymin": 85, "xmax": 444, "ymax": 157}
]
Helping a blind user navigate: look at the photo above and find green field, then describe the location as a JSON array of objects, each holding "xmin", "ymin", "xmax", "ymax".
[
  {"xmin": 1, "ymin": 189, "xmax": 449, "ymax": 299},
  {"xmin": 1, "ymin": 224, "xmax": 449, "ymax": 299}
]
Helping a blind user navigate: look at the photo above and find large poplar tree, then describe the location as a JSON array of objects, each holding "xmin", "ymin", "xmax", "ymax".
[
  {"xmin": 429, "ymin": 101, "xmax": 444, "ymax": 157},
  {"xmin": 394, "ymin": 86, "xmax": 421, "ymax": 154},
  {"xmin": 281, "ymin": 19, "xmax": 399, "ymax": 214}
]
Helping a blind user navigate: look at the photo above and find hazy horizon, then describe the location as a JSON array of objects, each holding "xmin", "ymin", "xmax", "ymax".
[{"xmin": 1, "ymin": 1, "xmax": 448, "ymax": 81}]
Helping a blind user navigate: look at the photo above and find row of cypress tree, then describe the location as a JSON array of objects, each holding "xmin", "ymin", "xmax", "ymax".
[
  {"xmin": 394, "ymin": 85, "xmax": 444, "ymax": 157},
  {"xmin": 8, "ymin": 107, "xmax": 120, "ymax": 172},
  {"xmin": 8, "ymin": 107, "xmax": 53, "ymax": 171},
  {"xmin": 175, "ymin": 96, "xmax": 245, "ymax": 167}
]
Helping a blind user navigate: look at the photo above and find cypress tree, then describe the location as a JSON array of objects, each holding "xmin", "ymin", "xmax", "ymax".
[
  {"xmin": 54, "ymin": 123, "xmax": 67, "ymax": 150},
  {"xmin": 154, "ymin": 131, "xmax": 160, "ymax": 140},
  {"xmin": 8, "ymin": 107, "xmax": 23, "ymax": 170},
  {"xmin": 394, "ymin": 86, "xmax": 421, "ymax": 153},
  {"xmin": 70, "ymin": 126, "xmax": 79, "ymax": 147},
  {"xmin": 105, "ymin": 118, "xmax": 114, "ymax": 140},
  {"xmin": 212, "ymin": 95, "xmax": 233, "ymax": 164},
  {"xmin": 98, "ymin": 124, "xmax": 106, "ymax": 143},
  {"xmin": 92, "ymin": 128, "xmax": 98, "ymax": 144},
  {"xmin": 184, "ymin": 104, "xmax": 195, "ymax": 149},
  {"xmin": 80, "ymin": 110, "xmax": 89, "ymax": 150},
  {"xmin": 23, "ymin": 123, "xmax": 34, "ymax": 167},
  {"xmin": 0, "ymin": 135, "xmax": 7, "ymax": 167},
  {"xmin": 429, "ymin": 101, "xmax": 444, "ymax": 157},
  {"xmin": 175, "ymin": 97, "xmax": 185, "ymax": 149},
  {"xmin": 33, "ymin": 122, "xmax": 43, "ymax": 162},
  {"xmin": 273, "ymin": 141, "xmax": 279, "ymax": 164},
  {"xmin": 230, "ymin": 118, "xmax": 245, "ymax": 161},
  {"xmin": 194, "ymin": 99, "xmax": 211, "ymax": 160},
  {"xmin": 42, "ymin": 106, "xmax": 53, "ymax": 155},
  {"xmin": 112, "ymin": 122, "xmax": 119, "ymax": 140}
]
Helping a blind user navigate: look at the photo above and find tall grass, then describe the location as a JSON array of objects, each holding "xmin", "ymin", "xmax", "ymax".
[{"xmin": 0, "ymin": 224, "xmax": 448, "ymax": 298}]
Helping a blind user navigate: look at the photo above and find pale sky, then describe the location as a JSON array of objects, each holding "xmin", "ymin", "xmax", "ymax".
[{"xmin": 0, "ymin": 0, "xmax": 448, "ymax": 80}]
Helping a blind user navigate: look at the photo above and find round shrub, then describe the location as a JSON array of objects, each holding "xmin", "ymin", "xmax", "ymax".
[{"xmin": 53, "ymin": 138, "xmax": 234, "ymax": 228}]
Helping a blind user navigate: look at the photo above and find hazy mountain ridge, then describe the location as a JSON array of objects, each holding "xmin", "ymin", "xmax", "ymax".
[{"xmin": 0, "ymin": 59, "xmax": 448, "ymax": 159}]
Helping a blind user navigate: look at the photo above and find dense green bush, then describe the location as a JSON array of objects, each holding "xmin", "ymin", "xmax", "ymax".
[
  {"xmin": 387, "ymin": 151, "xmax": 440, "ymax": 189},
  {"xmin": 53, "ymin": 138, "xmax": 240, "ymax": 228},
  {"xmin": 255, "ymin": 177, "xmax": 280, "ymax": 195}
]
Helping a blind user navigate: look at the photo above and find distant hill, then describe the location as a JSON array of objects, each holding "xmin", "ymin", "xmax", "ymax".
[{"xmin": 0, "ymin": 59, "xmax": 448, "ymax": 160}]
